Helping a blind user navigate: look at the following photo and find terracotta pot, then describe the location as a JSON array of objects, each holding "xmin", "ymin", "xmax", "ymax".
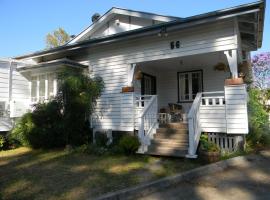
[
  {"xmin": 225, "ymin": 78, "xmax": 244, "ymax": 85},
  {"xmin": 135, "ymin": 70, "xmax": 143, "ymax": 80},
  {"xmin": 122, "ymin": 86, "xmax": 134, "ymax": 93},
  {"xmin": 200, "ymin": 151, "xmax": 220, "ymax": 163}
]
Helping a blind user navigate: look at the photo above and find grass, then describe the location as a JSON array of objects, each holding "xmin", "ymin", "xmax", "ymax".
[{"xmin": 0, "ymin": 147, "xmax": 203, "ymax": 200}]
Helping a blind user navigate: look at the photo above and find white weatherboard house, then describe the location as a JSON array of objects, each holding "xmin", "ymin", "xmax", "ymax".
[{"xmin": 1, "ymin": 1, "xmax": 266, "ymax": 158}]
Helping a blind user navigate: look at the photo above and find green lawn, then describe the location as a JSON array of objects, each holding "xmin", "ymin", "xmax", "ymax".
[{"xmin": 0, "ymin": 147, "xmax": 203, "ymax": 200}]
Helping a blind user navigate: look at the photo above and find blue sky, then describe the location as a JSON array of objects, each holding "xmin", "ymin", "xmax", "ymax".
[{"xmin": 0, "ymin": 0, "xmax": 269, "ymax": 58}]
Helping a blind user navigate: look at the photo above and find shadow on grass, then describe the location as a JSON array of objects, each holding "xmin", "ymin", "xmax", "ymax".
[{"xmin": 0, "ymin": 148, "xmax": 203, "ymax": 200}]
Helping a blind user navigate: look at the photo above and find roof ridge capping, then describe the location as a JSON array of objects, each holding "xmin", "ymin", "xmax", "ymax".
[{"xmin": 14, "ymin": 0, "xmax": 265, "ymax": 59}]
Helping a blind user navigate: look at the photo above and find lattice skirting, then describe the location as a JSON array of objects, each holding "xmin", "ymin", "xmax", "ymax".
[{"xmin": 207, "ymin": 133, "xmax": 245, "ymax": 152}]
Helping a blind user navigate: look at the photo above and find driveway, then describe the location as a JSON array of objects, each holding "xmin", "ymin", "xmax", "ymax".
[{"xmin": 138, "ymin": 150, "xmax": 270, "ymax": 200}]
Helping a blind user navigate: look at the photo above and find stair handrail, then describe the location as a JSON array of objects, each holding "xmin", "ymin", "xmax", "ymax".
[
  {"xmin": 137, "ymin": 95, "xmax": 158, "ymax": 152},
  {"xmin": 187, "ymin": 92, "xmax": 202, "ymax": 158}
]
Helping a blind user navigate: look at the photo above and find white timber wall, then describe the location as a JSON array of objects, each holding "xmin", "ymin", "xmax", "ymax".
[
  {"xmin": 0, "ymin": 61, "xmax": 30, "ymax": 119},
  {"xmin": 225, "ymin": 84, "xmax": 248, "ymax": 134},
  {"xmin": 0, "ymin": 61, "xmax": 9, "ymax": 116},
  {"xmin": 0, "ymin": 62, "xmax": 9, "ymax": 103},
  {"xmin": 199, "ymin": 85, "xmax": 248, "ymax": 134},
  {"xmin": 88, "ymin": 19, "xmax": 237, "ymax": 131}
]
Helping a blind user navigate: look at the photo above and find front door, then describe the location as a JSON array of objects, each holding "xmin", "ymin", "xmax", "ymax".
[{"xmin": 141, "ymin": 73, "xmax": 156, "ymax": 95}]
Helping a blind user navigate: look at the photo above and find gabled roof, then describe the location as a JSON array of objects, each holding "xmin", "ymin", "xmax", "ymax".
[
  {"xmin": 68, "ymin": 7, "xmax": 181, "ymax": 44},
  {"xmin": 14, "ymin": 1, "xmax": 265, "ymax": 60}
]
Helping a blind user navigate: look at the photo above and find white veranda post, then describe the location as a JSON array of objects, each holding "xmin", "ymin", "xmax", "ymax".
[
  {"xmin": 127, "ymin": 64, "xmax": 136, "ymax": 86},
  {"xmin": 224, "ymin": 49, "xmax": 238, "ymax": 78}
]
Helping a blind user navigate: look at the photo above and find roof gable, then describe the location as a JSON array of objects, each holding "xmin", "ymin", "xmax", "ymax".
[{"xmin": 68, "ymin": 7, "xmax": 180, "ymax": 44}]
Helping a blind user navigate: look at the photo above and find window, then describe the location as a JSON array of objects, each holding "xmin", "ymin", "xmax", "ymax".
[
  {"xmin": 48, "ymin": 74, "xmax": 56, "ymax": 98},
  {"xmin": 30, "ymin": 73, "xmax": 57, "ymax": 102},
  {"xmin": 178, "ymin": 70, "xmax": 203, "ymax": 102},
  {"xmin": 31, "ymin": 77, "xmax": 38, "ymax": 102}
]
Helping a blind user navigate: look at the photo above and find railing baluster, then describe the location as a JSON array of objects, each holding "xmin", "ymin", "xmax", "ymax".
[
  {"xmin": 205, "ymin": 98, "xmax": 209, "ymax": 106},
  {"xmin": 136, "ymin": 95, "xmax": 158, "ymax": 152},
  {"xmin": 213, "ymin": 98, "xmax": 216, "ymax": 105},
  {"xmin": 219, "ymin": 98, "xmax": 223, "ymax": 105}
]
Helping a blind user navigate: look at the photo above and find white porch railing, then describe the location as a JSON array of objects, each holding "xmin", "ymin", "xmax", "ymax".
[
  {"xmin": 135, "ymin": 95, "xmax": 158, "ymax": 153},
  {"xmin": 187, "ymin": 92, "xmax": 202, "ymax": 158},
  {"xmin": 187, "ymin": 91, "xmax": 225, "ymax": 158}
]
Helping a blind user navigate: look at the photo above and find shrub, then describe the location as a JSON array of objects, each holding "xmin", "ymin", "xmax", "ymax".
[
  {"xmin": 9, "ymin": 69, "xmax": 103, "ymax": 149},
  {"xmin": 57, "ymin": 69, "xmax": 104, "ymax": 146},
  {"xmin": 9, "ymin": 101, "xmax": 65, "ymax": 149},
  {"xmin": 199, "ymin": 134, "xmax": 220, "ymax": 152},
  {"xmin": 247, "ymin": 89, "xmax": 270, "ymax": 148},
  {"xmin": 95, "ymin": 132, "xmax": 109, "ymax": 147},
  {"xmin": 0, "ymin": 135, "xmax": 6, "ymax": 150},
  {"xmin": 9, "ymin": 112, "xmax": 34, "ymax": 147},
  {"xmin": 118, "ymin": 135, "xmax": 140, "ymax": 155},
  {"xmin": 28, "ymin": 101, "xmax": 65, "ymax": 148}
]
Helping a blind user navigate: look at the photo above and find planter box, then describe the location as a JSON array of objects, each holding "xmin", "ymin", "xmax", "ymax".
[
  {"xmin": 225, "ymin": 78, "xmax": 244, "ymax": 85},
  {"xmin": 200, "ymin": 151, "xmax": 221, "ymax": 163},
  {"xmin": 122, "ymin": 86, "xmax": 134, "ymax": 93}
]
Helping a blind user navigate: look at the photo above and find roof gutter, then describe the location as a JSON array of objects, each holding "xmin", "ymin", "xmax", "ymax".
[{"xmin": 14, "ymin": 1, "xmax": 265, "ymax": 60}]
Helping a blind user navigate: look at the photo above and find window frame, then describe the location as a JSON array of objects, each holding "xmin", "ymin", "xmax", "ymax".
[
  {"xmin": 30, "ymin": 73, "xmax": 58, "ymax": 103},
  {"xmin": 177, "ymin": 69, "xmax": 203, "ymax": 103}
]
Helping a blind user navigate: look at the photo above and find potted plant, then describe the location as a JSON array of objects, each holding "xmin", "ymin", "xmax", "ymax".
[{"xmin": 199, "ymin": 134, "xmax": 221, "ymax": 163}]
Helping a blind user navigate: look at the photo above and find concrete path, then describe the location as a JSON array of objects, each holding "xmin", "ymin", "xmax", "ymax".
[{"xmin": 138, "ymin": 150, "xmax": 270, "ymax": 200}]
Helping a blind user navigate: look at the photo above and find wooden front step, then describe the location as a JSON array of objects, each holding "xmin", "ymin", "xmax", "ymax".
[
  {"xmin": 154, "ymin": 133, "xmax": 188, "ymax": 140},
  {"xmin": 145, "ymin": 122, "xmax": 188, "ymax": 157},
  {"xmin": 156, "ymin": 128, "xmax": 188, "ymax": 134},
  {"xmin": 147, "ymin": 146, "xmax": 187, "ymax": 157},
  {"xmin": 159, "ymin": 122, "xmax": 188, "ymax": 129}
]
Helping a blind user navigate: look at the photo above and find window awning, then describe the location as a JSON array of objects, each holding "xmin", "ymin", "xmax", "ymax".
[{"xmin": 17, "ymin": 58, "xmax": 88, "ymax": 72}]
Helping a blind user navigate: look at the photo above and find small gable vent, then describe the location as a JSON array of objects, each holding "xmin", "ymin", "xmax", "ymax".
[{"xmin": 92, "ymin": 13, "xmax": 101, "ymax": 23}]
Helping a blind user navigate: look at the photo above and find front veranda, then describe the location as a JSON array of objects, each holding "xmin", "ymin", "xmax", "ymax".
[
  {"xmin": 134, "ymin": 52, "xmax": 230, "ymax": 118},
  {"xmin": 132, "ymin": 51, "xmax": 248, "ymax": 157}
]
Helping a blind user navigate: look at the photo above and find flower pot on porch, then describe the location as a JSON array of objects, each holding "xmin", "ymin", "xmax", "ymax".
[
  {"xmin": 122, "ymin": 86, "xmax": 134, "ymax": 93},
  {"xmin": 225, "ymin": 77, "xmax": 244, "ymax": 86},
  {"xmin": 200, "ymin": 151, "xmax": 221, "ymax": 163},
  {"xmin": 135, "ymin": 70, "xmax": 143, "ymax": 80}
]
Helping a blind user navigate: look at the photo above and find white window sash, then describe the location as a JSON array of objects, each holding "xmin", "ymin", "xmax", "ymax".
[{"xmin": 178, "ymin": 71, "xmax": 202, "ymax": 102}]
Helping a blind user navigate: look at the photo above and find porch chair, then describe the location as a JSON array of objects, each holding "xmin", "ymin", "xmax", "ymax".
[
  {"xmin": 168, "ymin": 103, "xmax": 183, "ymax": 122},
  {"xmin": 158, "ymin": 107, "xmax": 171, "ymax": 124}
]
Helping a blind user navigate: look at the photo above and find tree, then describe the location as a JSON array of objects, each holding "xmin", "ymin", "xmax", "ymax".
[
  {"xmin": 251, "ymin": 52, "xmax": 270, "ymax": 89},
  {"xmin": 46, "ymin": 28, "xmax": 70, "ymax": 48},
  {"xmin": 9, "ymin": 69, "xmax": 104, "ymax": 148},
  {"xmin": 57, "ymin": 69, "xmax": 104, "ymax": 145}
]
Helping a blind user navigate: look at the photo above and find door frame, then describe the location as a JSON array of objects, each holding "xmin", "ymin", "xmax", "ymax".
[
  {"xmin": 141, "ymin": 72, "xmax": 157, "ymax": 95},
  {"xmin": 177, "ymin": 69, "xmax": 204, "ymax": 103}
]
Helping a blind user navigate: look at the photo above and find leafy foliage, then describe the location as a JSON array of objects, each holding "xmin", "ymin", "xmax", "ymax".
[
  {"xmin": 46, "ymin": 28, "xmax": 70, "ymax": 48},
  {"xmin": 200, "ymin": 134, "xmax": 220, "ymax": 152},
  {"xmin": 118, "ymin": 135, "xmax": 140, "ymax": 155},
  {"xmin": 57, "ymin": 69, "xmax": 104, "ymax": 146},
  {"xmin": 252, "ymin": 52, "xmax": 270, "ymax": 89},
  {"xmin": 247, "ymin": 88, "xmax": 270, "ymax": 147},
  {"xmin": 9, "ymin": 113, "xmax": 34, "ymax": 147},
  {"xmin": 10, "ymin": 69, "xmax": 104, "ymax": 149},
  {"xmin": 9, "ymin": 101, "xmax": 65, "ymax": 149},
  {"xmin": 95, "ymin": 133, "xmax": 109, "ymax": 147},
  {"xmin": 0, "ymin": 135, "xmax": 6, "ymax": 150}
]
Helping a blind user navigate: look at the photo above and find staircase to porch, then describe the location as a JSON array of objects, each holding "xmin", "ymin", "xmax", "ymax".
[
  {"xmin": 146, "ymin": 122, "xmax": 188, "ymax": 157},
  {"xmin": 135, "ymin": 85, "xmax": 248, "ymax": 158}
]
